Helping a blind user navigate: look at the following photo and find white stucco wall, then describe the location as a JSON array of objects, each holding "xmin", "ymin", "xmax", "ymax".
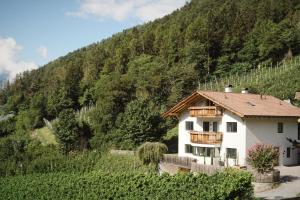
[
  {"xmin": 178, "ymin": 110, "xmax": 197, "ymax": 156},
  {"xmin": 220, "ymin": 111, "xmax": 246, "ymax": 166},
  {"xmin": 245, "ymin": 118, "xmax": 299, "ymax": 166}
]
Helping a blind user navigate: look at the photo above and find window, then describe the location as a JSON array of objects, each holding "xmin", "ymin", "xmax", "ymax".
[
  {"xmin": 199, "ymin": 147, "xmax": 205, "ymax": 156},
  {"xmin": 185, "ymin": 121, "xmax": 194, "ymax": 131},
  {"xmin": 214, "ymin": 148, "xmax": 220, "ymax": 157},
  {"xmin": 213, "ymin": 122, "xmax": 218, "ymax": 132},
  {"xmin": 277, "ymin": 122, "xmax": 283, "ymax": 133},
  {"xmin": 194, "ymin": 147, "xmax": 205, "ymax": 156},
  {"xmin": 185, "ymin": 144, "xmax": 192, "ymax": 153},
  {"xmin": 226, "ymin": 148, "xmax": 237, "ymax": 159},
  {"xmin": 287, "ymin": 147, "xmax": 291, "ymax": 158},
  {"xmin": 203, "ymin": 121, "xmax": 210, "ymax": 132},
  {"xmin": 190, "ymin": 147, "xmax": 213, "ymax": 157},
  {"xmin": 192, "ymin": 146, "xmax": 197, "ymax": 155},
  {"xmin": 246, "ymin": 102, "xmax": 256, "ymax": 106},
  {"xmin": 227, "ymin": 122, "xmax": 237, "ymax": 132},
  {"xmin": 298, "ymin": 123, "xmax": 300, "ymax": 140},
  {"xmin": 201, "ymin": 147, "xmax": 212, "ymax": 157},
  {"xmin": 206, "ymin": 148, "xmax": 212, "ymax": 157}
]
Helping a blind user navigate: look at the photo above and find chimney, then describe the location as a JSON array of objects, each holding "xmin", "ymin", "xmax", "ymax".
[
  {"xmin": 241, "ymin": 88, "xmax": 249, "ymax": 94},
  {"xmin": 225, "ymin": 85, "xmax": 233, "ymax": 93}
]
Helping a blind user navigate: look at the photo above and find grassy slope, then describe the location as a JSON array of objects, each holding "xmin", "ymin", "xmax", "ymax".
[{"xmin": 199, "ymin": 57, "xmax": 300, "ymax": 100}]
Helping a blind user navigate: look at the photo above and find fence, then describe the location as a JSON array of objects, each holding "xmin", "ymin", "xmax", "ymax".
[
  {"xmin": 161, "ymin": 154, "xmax": 225, "ymax": 175},
  {"xmin": 161, "ymin": 154, "xmax": 193, "ymax": 168},
  {"xmin": 191, "ymin": 162, "xmax": 225, "ymax": 175}
]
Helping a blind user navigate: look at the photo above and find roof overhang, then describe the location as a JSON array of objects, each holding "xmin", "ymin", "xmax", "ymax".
[{"xmin": 162, "ymin": 91, "xmax": 244, "ymax": 118}]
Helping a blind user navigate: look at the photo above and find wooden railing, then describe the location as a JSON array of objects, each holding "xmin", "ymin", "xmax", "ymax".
[
  {"xmin": 190, "ymin": 131, "xmax": 223, "ymax": 144},
  {"xmin": 188, "ymin": 106, "xmax": 222, "ymax": 117}
]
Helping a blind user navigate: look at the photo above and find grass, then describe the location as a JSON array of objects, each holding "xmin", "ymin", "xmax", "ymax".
[{"xmin": 32, "ymin": 127, "xmax": 57, "ymax": 146}]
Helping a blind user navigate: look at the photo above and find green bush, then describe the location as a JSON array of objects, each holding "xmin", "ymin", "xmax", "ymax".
[
  {"xmin": 247, "ymin": 144, "xmax": 279, "ymax": 173},
  {"xmin": 0, "ymin": 169, "xmax": 253, "ymax": 200},
  {"xmin": 137, "ymin": 142, "xmax": 168, "ymax": 165},
  {"xmin": 0, "ymin": 117, "xmax": 15, "ymax": 137}
]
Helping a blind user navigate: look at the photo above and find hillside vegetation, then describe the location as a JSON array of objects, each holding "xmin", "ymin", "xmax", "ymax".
[
  {"xmin": 0, "ymin": 0, "xmax": 300, "ymax": 151},
  {"xmin": 199, "ymin": 56, "xmax": 300, "ymax": 99}
]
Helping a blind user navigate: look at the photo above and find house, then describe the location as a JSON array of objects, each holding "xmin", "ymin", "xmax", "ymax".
[{"xmin": 163, "ymin": 87, "xmax": 300, "ymax": 166}]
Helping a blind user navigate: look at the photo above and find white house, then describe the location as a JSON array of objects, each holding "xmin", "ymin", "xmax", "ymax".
[{"xmin": 163, "ymin": 87, "xmax": 300, "ymax": 166}]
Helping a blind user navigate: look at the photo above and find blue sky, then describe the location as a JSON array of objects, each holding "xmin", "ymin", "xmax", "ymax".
[{"xmin": 0, "ymin": 0, "xmax": 188, "ymax": 80}]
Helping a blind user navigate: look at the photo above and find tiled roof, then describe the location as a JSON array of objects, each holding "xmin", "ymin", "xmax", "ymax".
[{"xmin": 163, "ymin": 91, "xmax": 300, "ymax": 118}]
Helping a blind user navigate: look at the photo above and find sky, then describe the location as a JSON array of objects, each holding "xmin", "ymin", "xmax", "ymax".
[{"xmin": 0, "ymin": 0, "xmax": 188, "ymax": 81}]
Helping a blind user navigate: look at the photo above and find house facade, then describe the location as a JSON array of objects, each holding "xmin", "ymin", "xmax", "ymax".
[{"xmin": 163, "ymin": 88, "xmax": 300, "ymax": 166}]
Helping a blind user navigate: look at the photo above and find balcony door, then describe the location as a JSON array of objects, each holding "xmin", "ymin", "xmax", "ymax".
[
  {"xmin": 203, "ymin": 121, "xmax": 218, "ymax": 133},
  {"xmin": 213, "ymin": 122, "xmax": 218, "ymax": 132},
  {"xmin": 203, "ymin": 122, "xmax": 209, "ymax": 132}
]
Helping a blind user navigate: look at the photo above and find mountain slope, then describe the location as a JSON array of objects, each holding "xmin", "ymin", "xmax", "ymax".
[{"xmin": 0, "ymin": 0, "xmax": 300, "ymax": 148}]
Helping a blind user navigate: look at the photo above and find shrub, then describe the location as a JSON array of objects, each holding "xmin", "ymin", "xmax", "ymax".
[
  {"xmin": 137, "ymin": 142, "xmax": 168, "ymax": 165},
  {"xmin": 247, "ymin": 144, "xmax": 279, "ymax": 173},
  {"xmin": 0, "ymin": 117, "xmax": 15, "ymax": 137}
]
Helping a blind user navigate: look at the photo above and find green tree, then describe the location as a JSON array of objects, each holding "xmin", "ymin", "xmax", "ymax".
[
  {"xmin": 115, "ymin": 99, "xmax": 166, "ymax": 148},
  {"xmin": 53, "ymin": 109, "xmax": 79, "ymax": 153}
]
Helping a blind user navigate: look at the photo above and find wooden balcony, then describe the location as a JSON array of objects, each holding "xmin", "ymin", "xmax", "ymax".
[
  {"xmin": 190, "ymin": 131, "xmax": 223, "ymax": 145},
  {"xmin": 188, "ymin": 106, "xmax": 222, "ymax": 118}
]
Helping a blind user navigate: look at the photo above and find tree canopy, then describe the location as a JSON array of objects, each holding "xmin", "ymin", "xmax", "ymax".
[{"xmin": 0, "ymin": 0, "xmax": 300, "ymax": 149}]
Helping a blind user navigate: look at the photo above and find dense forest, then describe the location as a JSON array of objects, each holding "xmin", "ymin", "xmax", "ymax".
[{"xmin": 0, "ymin": 0, "xmax": 300, "ymax": 153}]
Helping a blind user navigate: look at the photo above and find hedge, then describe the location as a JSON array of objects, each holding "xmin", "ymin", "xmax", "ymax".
[{"xmin": 0, "ymin": 169, "xmax": 253, "ymax": 200}]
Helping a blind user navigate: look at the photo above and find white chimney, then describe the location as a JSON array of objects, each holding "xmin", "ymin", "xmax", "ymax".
[
  {"xmin": 225, "ymin": 85, "xmax": 233, "ymax": 93},
  {"xmin": 241, "ymin": 88, "xmax": 249, "ymax": 94}
]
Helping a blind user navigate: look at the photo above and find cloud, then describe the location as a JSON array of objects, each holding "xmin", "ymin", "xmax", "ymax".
[
  {"xmin": 37, "ymin": 46, "xmax": 48, "ymax": 59},
  {"xmin": 66, "ymin": 0, "xmax": 189, "ymax": 22},
  {"xmin": 0, "ymin": 37, "xmax": 37, "ymax": 81}
]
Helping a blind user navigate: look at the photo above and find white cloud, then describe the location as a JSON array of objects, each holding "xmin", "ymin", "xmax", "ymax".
[
  {"xmin": 37, "ymin": 46, "xmax": 48, "ymax": 59},
  {"xmin": 0, "ymin": 37, "xmax": 37, "ymax": 81},
  {"xmin": 66, "ymin": 0, "xmax": 189, "ymax": 22}
]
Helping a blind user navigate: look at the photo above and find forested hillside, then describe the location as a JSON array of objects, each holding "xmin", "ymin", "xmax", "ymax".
[{"xmin": 0, "ymin": 0, "xmax": 300, "ymax": 150}]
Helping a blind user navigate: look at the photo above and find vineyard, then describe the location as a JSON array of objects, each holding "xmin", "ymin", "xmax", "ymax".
[
  {"xmin": 0, "ymin": 151, "xmax": 155, "ymax": 176},
  {"xmin": 199, "ymin": 56, "xmax": 300, "ymax": 100},
  {"xmin": 0, "ymin": 168, "xmax": 253, "ymax": 200}
]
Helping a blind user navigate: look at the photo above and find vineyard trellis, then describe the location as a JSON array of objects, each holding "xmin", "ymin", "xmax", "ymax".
[{"xmin": 198, "ymin": 57, "xmax": 300, "ymax": 99}]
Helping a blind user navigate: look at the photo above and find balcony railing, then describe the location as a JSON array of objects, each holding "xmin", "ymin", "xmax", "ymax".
[
  {"xmin": 188, "ymin": 106, "xmax": 222, "ymax": 117},
  {"xmin": 190, "ymin": 131, "xmax": 223, "ymax": 144}
]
